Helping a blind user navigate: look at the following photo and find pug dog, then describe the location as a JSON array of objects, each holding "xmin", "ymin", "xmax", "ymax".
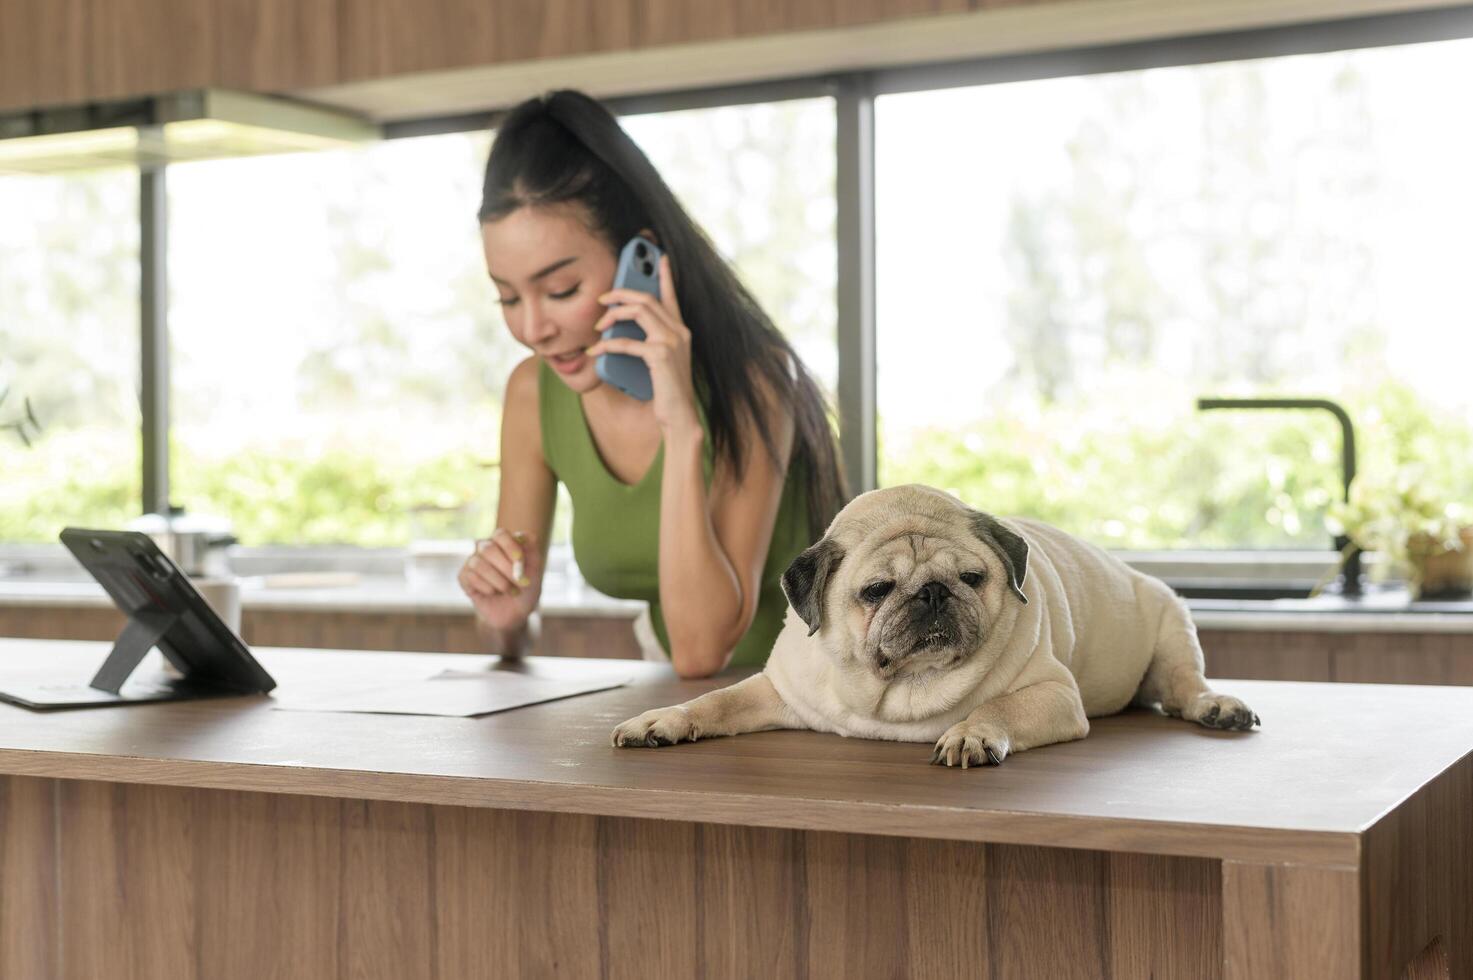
[{"xmin": 612, "ymin": 485, "xmax": 1259, "ymax": 767}]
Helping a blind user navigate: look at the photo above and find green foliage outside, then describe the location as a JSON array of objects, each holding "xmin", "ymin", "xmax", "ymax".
[
  {"xmin": 0, "ymin": 427, "xmax": 490, "ymax": 546},
  {"xmin": 0, "ymin": 428, "xmax": 141, "ymax": 540},
  {"xmin": 4, "ymin": 377, "xmax": 1467, "ymax": 549},
  {"xmin": 171, "ymin": 447, "xmax": 497, "ymax": 547},
  {"xmin": 884, "ymin": 378, "xmax": 1473, "ymax": 551}
]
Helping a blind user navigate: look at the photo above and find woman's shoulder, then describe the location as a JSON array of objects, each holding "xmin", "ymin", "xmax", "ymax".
[
  {"xmin": 503, "ymin": 354, "xmax": 543, "ymax": 416},
  {"xmin": 500, "ymin": 355, "xmax": 549, "ymax": 463}
]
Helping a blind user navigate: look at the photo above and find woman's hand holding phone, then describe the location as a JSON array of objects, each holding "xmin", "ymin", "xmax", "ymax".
[
  {"xmin": 587, "ymin": 253, "xmax": 702, "ymax": 442},
  {"xmin": 458, "ymin": 528, "xmax": 542, "ymax": 636}
]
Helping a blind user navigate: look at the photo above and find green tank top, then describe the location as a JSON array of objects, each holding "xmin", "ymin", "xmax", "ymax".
[{"xmin": 538, "ymin": 360, "xmax": 811, "ymax": 669}]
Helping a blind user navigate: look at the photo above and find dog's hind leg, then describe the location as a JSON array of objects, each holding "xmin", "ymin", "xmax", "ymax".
[{"xmin": 1134, "ymin": 593, "xmax": 1260, "ymax": 731}]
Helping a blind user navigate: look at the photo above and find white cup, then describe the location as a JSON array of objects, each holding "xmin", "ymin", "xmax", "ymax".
[{"xmin": 191, "ymin": 575, "xmax": 242, "ymax": 636}]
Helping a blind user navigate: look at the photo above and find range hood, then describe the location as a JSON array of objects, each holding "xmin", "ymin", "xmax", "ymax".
[{"xmin": 0, "ymin": 89, "xmax": 380, "ymax": 175}]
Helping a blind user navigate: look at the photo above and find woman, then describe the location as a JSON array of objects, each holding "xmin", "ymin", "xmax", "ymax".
[{"xmin": 457, "ymin": 90, "xmax": 846, "ymax": 678}]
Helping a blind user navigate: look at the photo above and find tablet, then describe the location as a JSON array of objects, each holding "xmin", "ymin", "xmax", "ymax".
[{"xmin": 0, "ymin": 528, "xmax": 277, "ymax": 710}]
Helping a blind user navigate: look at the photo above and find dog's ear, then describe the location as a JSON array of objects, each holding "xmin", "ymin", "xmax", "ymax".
[
  {"xmin": 968, "ymin": 511, "xmax": 1029, "ymax": 604},
  {"xmin": 782, "ymin": 537, "xmax": 844, "ymax": 636}
]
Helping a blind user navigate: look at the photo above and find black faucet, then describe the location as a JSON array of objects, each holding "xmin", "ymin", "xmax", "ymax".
[{"xmin": 1196, "ymin": 397, "xmax": 1362, "ymax": 597}]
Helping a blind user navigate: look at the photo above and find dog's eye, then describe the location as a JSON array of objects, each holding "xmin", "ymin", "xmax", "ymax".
[
  {"xmin": 959, "ymin": 571, "xmax": 985, "ymax": 588},
  {"xmin": 860, "ymin": 581, "xmax": 895, "ymax": 603}
]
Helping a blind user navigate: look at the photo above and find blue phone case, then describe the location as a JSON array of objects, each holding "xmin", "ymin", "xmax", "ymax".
[{"xmin": 594, "ymin": 236, "xmax": 662, "ymax": 401}]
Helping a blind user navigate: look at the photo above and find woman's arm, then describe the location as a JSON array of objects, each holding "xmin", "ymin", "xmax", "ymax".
[
  {"xmin": 458, "ymin": 355, "xmax": 557, "ymax": 656},
  {"xmin": 587, "ymin": 255, "xmax": 793, "ymax": 677},
  {"xmin": 656, "ymin": 374, "xmax": 794, "ymax": 677}
]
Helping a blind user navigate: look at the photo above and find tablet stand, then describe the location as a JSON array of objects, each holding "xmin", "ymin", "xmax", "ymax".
[
  {"xmin": 0, "ymin": 607, "xmax": 204, "ymax": 709},
  {"xmin": 90, "ymin": 607, "xmax": 181, "ymax": 694}
]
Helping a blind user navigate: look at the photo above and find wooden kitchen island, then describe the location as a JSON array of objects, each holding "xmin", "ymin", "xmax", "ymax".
[{"xmin": 0, "ymin": 639, "xmax": 1467, "ymax": 979}]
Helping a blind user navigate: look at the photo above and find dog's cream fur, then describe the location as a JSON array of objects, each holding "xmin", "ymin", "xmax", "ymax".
[{"xmin": 612, "ymin": 485, "xmax": 1258, "ymax": 767}]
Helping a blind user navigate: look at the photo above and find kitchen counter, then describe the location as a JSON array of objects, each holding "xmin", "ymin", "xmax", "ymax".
[
  {"xmin": 2, "ymin": 574, "xmax": 1471, "ymax": 632},
  {"xmin": 1189, "ymin": 594, "xmax": 1473, "ymax": 632},
  {"xmin": 0, "ymin": 573, "xmax": 644, "ymax": 618},
  {"xmin": 0, "ymin": 638, "xmax": 1465, "ymax": 978}
]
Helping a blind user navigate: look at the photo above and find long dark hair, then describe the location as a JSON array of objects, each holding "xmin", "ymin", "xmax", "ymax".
[{"xmin": 479, "ymin": 89, "xmax": 848, "ymax": 537}]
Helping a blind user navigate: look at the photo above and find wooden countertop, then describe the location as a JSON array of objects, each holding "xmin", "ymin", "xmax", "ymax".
[{"xmin": 0, "ymin": 638, "xmax": 1469, "ymax": 870}]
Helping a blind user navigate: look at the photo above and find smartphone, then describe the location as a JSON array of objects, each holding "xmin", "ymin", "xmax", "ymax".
[{"xmin": 594, "ymin": 235, "xmax": 661, "ymax": 401}]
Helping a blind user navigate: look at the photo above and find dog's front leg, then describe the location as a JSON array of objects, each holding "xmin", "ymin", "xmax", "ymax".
[
  {"xmin": 611, "ymin": 672, "xmax": 800, "ymax": 748},
  {"xmin": 932, "ymin": 679, "xmax": 1089, "ymax": 767}
]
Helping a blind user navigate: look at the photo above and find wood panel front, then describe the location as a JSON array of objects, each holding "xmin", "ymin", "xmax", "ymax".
[
  {"xmin": 338, "ymin": 0, "xmax": 498, "ymax": 83},
  {"xmin": 1361, "ymin": 753, "xmax": 1473, "ymax": 980},
  {"xmin": 86, "ymin": 0, "xmax": 215, "ymax": 101},
  {"xmin": 1200, "ymin": 629, "xmax": 1336, "ymax": 681},
  {"xmin": 0, "ymin": 603, "xmax": 645, "ymax": 659},
  {"xmin": 215, "ymin": 0, "xmax": 338, "ymax": 91},
  {"xmin": 0, "ymin": 776, "xmax": 56, "ymax": 979},
  {"xmin": 634, "ymin": 0, "xmax": 970, "ymax": 49},
  {"xmin": 1333, "ymin": 631, "xmax": 1473, "ymax": 686},
  {"xmin": 1221, "ymin": 861, "xmax": 1361, "ymax": 980},
  {"xmin": 333, "ymin": 0, "xmax": 992, "ymax": 83},
  {"xmin": 490, "ymin": 0, "xmax": 637, "ymax": 63},
  {"xmin": 19, "ymin": 775, "xmax": 1230, "ymax": 979},
  {"xmin": 1108, "ymin": 853, "xmax": 1222, "ymax": 978},
  {"xmin": 7, "ymin": 601, "xmax": 1473, "ymax": 679},
  {"xmin": 0, "ymin": 0, "xmax": 37, "ymax": 108},
  {"xmin": 1, "ymin": 0, "xmax": 90, "ymax": 110},
  {"xmin": 1199, "ymin": 628, "xmax": 1473, "ymax": 687}
]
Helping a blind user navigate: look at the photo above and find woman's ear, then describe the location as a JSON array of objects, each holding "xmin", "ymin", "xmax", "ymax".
[{"xmin": 636, "ymin": 227, "xmax": 659, "ymax": 247}]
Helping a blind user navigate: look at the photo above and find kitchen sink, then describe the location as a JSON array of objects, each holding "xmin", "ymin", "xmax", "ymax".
[
  {"xmin": 1172, "ymin": 581, "xmax": 1473, "ymax": 613},
  {"xmin": 1170, "ymin": 581, "xmax": 1316, "ymax": 601}
]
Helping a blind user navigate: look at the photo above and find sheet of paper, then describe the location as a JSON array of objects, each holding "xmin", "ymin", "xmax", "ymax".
[{"xmin": 270, "ymin": 671, "xmax": 630, "ymax": 717}]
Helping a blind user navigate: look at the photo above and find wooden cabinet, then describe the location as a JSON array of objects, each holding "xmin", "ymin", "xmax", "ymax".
[
  {"xmin": 496, "ymin": 0, "xmax": 636, "ymax": 62},
  {"xmin": 337, "ymin": 0, "xmax": 643, "ymax": 83},
  {"xmin": 2, "ymin": 0, "xmax": 211, "ymax": 111},
  {"xmin": 633, "ymin": 0, "xmax": 968, "ymax": 49},
  {"xmin": 215, "ymin": 0, "xmax": 338, "ymax": 91},
  {"xmin": 2, "ymin": 0, "xmax": 90, "ymax": 110},
  {"xmin": 0, "ymin": 602, "xmax": 646, "ymax": 660},
  {"xmin": 36, "ymin": 0, "xmax": 90, "ymax": 105},
  {"xmin": 3, "ymin": 600, "xmax": 1472, "ymax": 683},
  {"xmin": 1, "ymin": 651, "xmax": 1470, "ymax": 979},
  {"xmin": 4, "ymin": 0, "xmax": 333, "ymax": 110},
  {"xmin": 0, "ymin": 0, "xmax": 36, "ymax": 107},
  {"xmin": 338, "ymin": 0, "xmax": 494, "ymax": 82},
  {"xmin": 1, "ymin": 0, "xmax": 989, "ymax": 112},
  {"xmin": 1200, "ymin": 628, "xmax": 1473, "ymax": 685},
  {"xmin": 86, "ymin": 0, "xmax": 215, "ymax": 101}
]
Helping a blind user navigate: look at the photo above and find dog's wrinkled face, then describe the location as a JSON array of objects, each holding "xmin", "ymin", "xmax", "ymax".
[{"xmin": 782, "ymin": 486, "xmax": 1029, "ymax": 681}]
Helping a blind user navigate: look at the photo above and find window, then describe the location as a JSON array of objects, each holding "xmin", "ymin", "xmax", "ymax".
[
  {"xmin": 0, "ymin": 171, "xmax": 140, "ymax": 543},
  {"xmin": 876, "ymin": 37, "xmax": 1473, "ymax": 550},
  {"xmin": 168, "ymin": 132, "xmax": 506, "ymax": 547},
  {"xmin": 624, "ymin": 98, "xmax": 837, "ymax": 394}
]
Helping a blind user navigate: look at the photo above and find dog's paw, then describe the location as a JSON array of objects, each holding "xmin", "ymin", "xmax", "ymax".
[
  {"xmin": 931, "ymin": 720, "xmax": 1010, "ymax": 768},
  {"xmin": 1184, "ymin": 692, "xmax": 1260, "ymax": 731},
  {"xmin": 611, "ymin": 706, "xmax": 699, "ymax": 748}
]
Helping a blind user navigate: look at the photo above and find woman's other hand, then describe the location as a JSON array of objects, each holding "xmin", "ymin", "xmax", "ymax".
[
  {"xmin": 587, "ymin": 255, "xmax": 702, "ymax": 441},
  {"xmin": 458, "ymin": 528, "xmax": 543, "ymax": 632}
]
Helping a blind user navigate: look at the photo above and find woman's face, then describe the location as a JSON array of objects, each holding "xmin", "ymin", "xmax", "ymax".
[{"xmin": 481, "ymin": 204, "xmax": 617, "ymax": 393}]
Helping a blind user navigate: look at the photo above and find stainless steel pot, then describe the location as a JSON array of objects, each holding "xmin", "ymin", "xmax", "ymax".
[{"xmin": 127, "ymin": 510, "xmax": 237, "ymax": 577}]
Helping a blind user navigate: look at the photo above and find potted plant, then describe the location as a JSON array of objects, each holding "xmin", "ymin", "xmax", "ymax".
[{"xmin": 1325, "ymin": 466, "xmax": 1473, "ymax": 600}]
